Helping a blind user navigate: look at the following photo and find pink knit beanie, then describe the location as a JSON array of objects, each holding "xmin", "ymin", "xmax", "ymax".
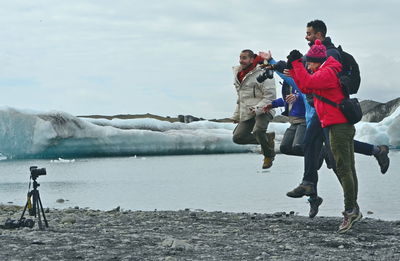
[{"xmin": 306, "ymin": 39, "xmax": 327, "ymax": 63}]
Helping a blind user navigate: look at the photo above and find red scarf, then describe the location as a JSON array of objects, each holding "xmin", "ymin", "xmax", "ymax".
[{"xmin": 237, "ymin": 55, "xmax": 264, "ymax": 83}]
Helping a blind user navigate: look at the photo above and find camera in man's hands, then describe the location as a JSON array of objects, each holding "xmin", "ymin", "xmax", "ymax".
[
  {"xmin": 30, "ymin": 166, "xmax": 46, "ymax": 179},
  {"xmin": 256, "ymin": 60, "xmax": 288, "ymax": 83},
  {"xmin": 256, "ymin": 67, "xmax": 274, "ymax": 83}
]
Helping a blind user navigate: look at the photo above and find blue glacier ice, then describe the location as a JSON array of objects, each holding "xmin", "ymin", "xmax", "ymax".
[
  {"xmin": 0, "ymin": 107, "xmax": 398, "ymax": 159},
  {"xmin": 0, "ymin": 108, "xmax": 285, "ymax": 159}
]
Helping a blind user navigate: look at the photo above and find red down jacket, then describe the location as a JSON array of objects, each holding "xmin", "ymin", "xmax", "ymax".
[{"xmin": 290, "ymin": 56, "xmax": 348, "ymax": 128}]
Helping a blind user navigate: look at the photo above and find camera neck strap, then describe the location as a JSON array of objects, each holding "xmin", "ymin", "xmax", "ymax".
[
  {"xmin": 313, "ymin": 93, "xmax": 340, "ymax": 109},
  {"xmin": 313, "ymin": 65, "xmax": 347, "ymax": 106}
]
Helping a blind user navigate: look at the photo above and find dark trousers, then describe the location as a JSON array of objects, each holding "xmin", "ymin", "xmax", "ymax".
[
  {"xmin": 302, "ymin": 114, "xmax": 324, "ymax": 186},
  {"xmin": 354, "ymin": 140, "xmax": 374, "ymax": 156},
  {"xmin": 232, "ymin": 114, "xmax": 275, "ymax": 158},
  {"xmin": 280, "ymin": 122, "xmax": 306, "ymax": 156}
]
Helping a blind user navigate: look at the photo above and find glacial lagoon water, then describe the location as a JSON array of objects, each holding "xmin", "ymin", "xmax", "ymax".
[{"xmin": 1, "ymin": 151, "xmax": 399, "ymax": 221}]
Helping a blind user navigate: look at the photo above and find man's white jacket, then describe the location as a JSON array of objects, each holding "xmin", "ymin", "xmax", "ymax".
[{"xmin": 232, "ymin": 65, "xmax": 276, "ymax": 122}]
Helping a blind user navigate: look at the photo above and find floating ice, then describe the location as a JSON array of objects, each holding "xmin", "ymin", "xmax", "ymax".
[
  {"xmin": 355, "ymin": 105, "xmax": 400, "ymax": 148},
  {"xmin": 0, "ymin": 106, "xmax": 398, "ymax": 159},
  {"xmin": 50, "ymin": 158, "xmax": 76, "ymax": 163}
]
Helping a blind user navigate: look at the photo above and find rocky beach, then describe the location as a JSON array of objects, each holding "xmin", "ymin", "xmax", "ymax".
[{"xmin": 1, "ymin": 205, "xmax": 399, "ymax": 260}]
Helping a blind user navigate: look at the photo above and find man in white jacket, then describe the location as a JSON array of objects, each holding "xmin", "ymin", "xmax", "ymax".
[{"xmin": 232, "ymin": 49, "xmax": 277, "ymax": 169}]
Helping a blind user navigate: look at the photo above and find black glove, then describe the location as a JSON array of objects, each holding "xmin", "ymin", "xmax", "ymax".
[
  {"xmin": 286, "ymin": 50, "xmax": 303, "ymax": 69},
  {"xmin": 272, "ymin": 60, "xmax": 287, "ymax": 73}
]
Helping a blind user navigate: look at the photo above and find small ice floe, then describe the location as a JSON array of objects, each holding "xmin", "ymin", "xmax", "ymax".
[
  {"xmin": 0, "ymin": 153, "xmax": 7, "ymax": 161},
  {"xmin": 50, "ymin": 158, "xmax": 76, "ymax": 163},
  {"xmin": 129, "ymin": 155, "xmax": 146, "ymax": 160}
]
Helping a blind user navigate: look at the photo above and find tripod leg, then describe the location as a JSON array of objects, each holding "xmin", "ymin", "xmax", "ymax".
[
  {"xmin": 37, "ymin": 193, "xmax": 49, "ymax": 228},
  {"xmin": 33, "ymin": 191, "xmax": 43, "ymax": 230},
  {"xmin": 32, "ymin": 190, "xmax": 37, "ymax": 217},
  {"xmin": 19, "ymin": 193, "xmax": 31, "ymax": 222}
]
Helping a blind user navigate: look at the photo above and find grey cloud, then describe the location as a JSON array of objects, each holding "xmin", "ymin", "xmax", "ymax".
[{"xmin": 0, "ymin": 1, "xmax": 398, "ymax": 118}]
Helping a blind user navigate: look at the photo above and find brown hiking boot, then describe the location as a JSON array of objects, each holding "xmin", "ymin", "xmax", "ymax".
[
  {"xmin": 286, "ymin": 183, "xmax": 316, "ymax": 198},
  {"xmin": 262, "ymin": 157, "xmax": 274, "ymax": 169},
  {"xmin": 374, "ymin": 145, "xmax": 390, "ymax": 174}
]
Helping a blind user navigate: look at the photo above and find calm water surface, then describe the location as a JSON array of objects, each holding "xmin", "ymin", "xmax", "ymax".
[{"xmin": 0, "ymin": 151, "xmax": 399, "ymax": 220}]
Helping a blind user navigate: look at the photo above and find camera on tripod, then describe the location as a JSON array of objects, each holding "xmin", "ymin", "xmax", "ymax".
[
  {"xmin": 2, "ymin": 166, "xmax": 49, "ymax": 230},
  {"xmin": 30, "ymin": 166, "xmax": 46, "ymax": 180},
  {"xmin": 256, "ymin": 60, "xmax": 288, "ymax": 83},
  {"xmin": 22, "ymin": 166, "xmax": 49, "ymax": 229}
]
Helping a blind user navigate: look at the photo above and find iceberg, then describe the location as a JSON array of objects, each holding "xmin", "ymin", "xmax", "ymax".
[
  {"xmin": 0, "ymin": 108, "xmax": 286, "ymax": 159},
  {"xmin": 0, "ymin": 107, "xmax": 398, "ymax": 159},
  {"xmin": 355, "ymin": 105, "xmax": 400, "ymax": 147}
]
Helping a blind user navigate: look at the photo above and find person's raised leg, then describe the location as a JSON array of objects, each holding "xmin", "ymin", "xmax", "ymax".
[
  {"xmin": 354, "ymin": 140, "xmax": 390, "ymax": 174},
  {"xmin": 292, "ymin": 122, "xmax": 306, "ymax": 156},
  {"xmin": 280, "ymin": 124, "xmax": 297, "ymax": 155},
  {"xmin": 252, "ymin": 113, "xmax": 274, "ymax": 169},
  {"xmin": 232, "ymin": 118, "xmax": 257, "ymax": 145}
]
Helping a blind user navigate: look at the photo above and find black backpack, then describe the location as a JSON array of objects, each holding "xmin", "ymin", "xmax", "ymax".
[{"xmin": 337, "ymin": 45, "xmax": 361, "ymax": 96}]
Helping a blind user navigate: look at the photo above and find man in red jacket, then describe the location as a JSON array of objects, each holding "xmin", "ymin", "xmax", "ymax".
[{"xmin": 287, "ymin": 40, "xmax": 362, "ymax": 233}]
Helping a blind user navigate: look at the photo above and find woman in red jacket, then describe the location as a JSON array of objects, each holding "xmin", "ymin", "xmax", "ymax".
[{"xmin": 287, "ymin": 40, "xmax": 362, "ymax": 234}]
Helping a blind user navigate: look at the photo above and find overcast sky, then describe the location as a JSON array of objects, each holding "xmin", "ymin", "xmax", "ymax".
[{"xmin": 0, "ymin": 0, "xmax": 399, "ymax": 118}]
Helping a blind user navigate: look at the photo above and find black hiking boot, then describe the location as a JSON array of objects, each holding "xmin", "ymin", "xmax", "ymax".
[
  {"xmin": 308, "ymin": 196, "xmax": 323, "ymax": 218},
  {"xmin": 374, "ymin": 145, "xmax": 390, "ymax": 174}
]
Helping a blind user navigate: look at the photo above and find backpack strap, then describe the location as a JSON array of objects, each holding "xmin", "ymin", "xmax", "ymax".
[
  {"xmin": 329, "ymin": 67, "xmax": 339, "ymax": 74},
  {"xmin": 313, "ymin": 93, "xmax": 340, "ymax": 108}
]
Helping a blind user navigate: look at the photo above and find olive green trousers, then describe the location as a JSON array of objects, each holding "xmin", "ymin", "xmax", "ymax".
[{"xmin": 329, "ymin": 123, "xmax": 358, "ymax": 211}]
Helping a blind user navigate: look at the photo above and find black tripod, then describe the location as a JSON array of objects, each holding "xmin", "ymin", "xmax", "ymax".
[{"xmin": 20, "ymin": 176, "xmax": 49, "ymax": 230}]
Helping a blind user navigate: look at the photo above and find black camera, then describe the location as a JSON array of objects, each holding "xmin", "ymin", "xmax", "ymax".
[
  {"xmin": 256, "ymin": 60, "xmax": 288, "ymax": 83},
  {"xmin": 256, "ymin": 67, "xmax": 274, "ymax": 83},
  {"xmin": 30, "ymin": 166, "xmax": 46, "ymax": 179}
]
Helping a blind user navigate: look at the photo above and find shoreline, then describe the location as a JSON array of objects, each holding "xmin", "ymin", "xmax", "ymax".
[{"xmin": 1, "ymin": 205, "xmax": 400, "ymax": 260}]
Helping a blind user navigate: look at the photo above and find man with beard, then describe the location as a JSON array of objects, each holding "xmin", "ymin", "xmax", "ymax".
[{"xmin": 231, "ymin": 49, "xmax": 276, "ymax": 169}]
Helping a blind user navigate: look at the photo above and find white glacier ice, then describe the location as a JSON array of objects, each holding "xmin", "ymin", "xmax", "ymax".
[
  {"xmin": 355, "ymin": 105, "xmax": 400, "ymax": 147},
  {"xmin": 0, "ymin": 106, "xmax": 398, "ymax": 159},
  {"xmin": 0, "ymin": 108, "xmax": 285, "ymax": 159}
]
